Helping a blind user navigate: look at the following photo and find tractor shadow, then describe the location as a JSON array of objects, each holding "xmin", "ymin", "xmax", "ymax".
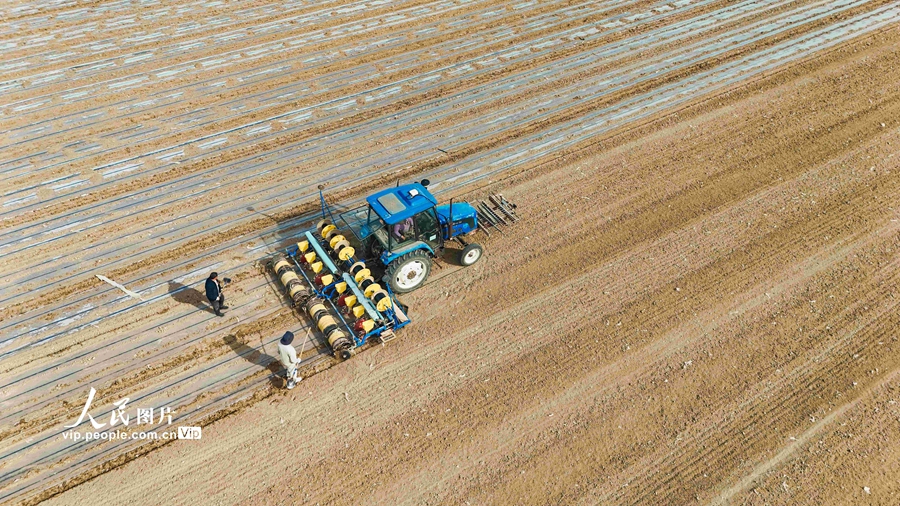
[
  {"xmin": 223, "ymin": 334, "xmax": 284, "ymax": 389},
  {"xmin": 167, "ymin": 281, "xmax": 214, "ymax": 314},
  {"xmin": 423, "ymin": 248, "xmax": 466, "ymax": 286},
  {"xmin": 438, "ymin": 246, "xmax": 466, "ymax": 267}
]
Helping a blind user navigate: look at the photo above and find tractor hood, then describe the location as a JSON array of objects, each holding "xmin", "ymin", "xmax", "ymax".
[{"xmin": 436, "ymin": 202, "xmax": 477, "ymax": 223}]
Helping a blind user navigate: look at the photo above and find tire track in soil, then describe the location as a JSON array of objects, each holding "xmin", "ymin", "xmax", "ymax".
[
  {"xmin": 8, "ymin": 8, "xmax": 900, "ymax": 506},
  {"xmin": 253, "ymin": 127, "xmax": 900, "ymax": 504},
  {"xmin": 221, "ymin": 32, "xmax": 900, "ymax": 505},
  {"xmin": 353, "ymin": 113, "xmax": 900, "ymax": 503},
  {"xmin": 328, "ymin": 171, "xmax": 900, "ymax": 505},
  {"xmin": 396, "ymin": 230, "xmax": 900, "ymax": 506},
  {"xmin": 736, "ymin": 370, "xmax": 900, "ymax": 504},
  {"xmin": 3, "ymin": 31, "xmax": 868, "ymax": 442},
  {"xmin": 613, "ymin": 269, "xmax": 900, "ymax": 505},
  {"xmin": 709, "ymin": 381, "xmax": 868, "ymax": 506},
  {"xmin": 7, "ymin": 0, "xmax": 892, "ymax": 376}
]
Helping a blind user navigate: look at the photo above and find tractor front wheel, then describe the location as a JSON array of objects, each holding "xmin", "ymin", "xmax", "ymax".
[
  {"xmin": 459, "ymin": 243, "xmax": 483, "ymax": 266},
  {"xmin": 386, "ymin": 250, "xmax": 432, "ymax": 293}
]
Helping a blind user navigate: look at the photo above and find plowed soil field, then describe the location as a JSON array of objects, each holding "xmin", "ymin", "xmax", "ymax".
[{"xmin": 1, "ymin": 0, "xmax": 899, "ymax": 504}]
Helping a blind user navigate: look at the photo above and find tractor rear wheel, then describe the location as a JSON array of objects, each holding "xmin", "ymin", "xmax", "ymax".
[
  {"xmin": 386, "ymin": 250, "xmax": 432, "ymax": 293},
  {"xmin": 459, "ymin": 243, "xmax": 483, "ymax": 266},
  {"xmin": 365, "ymin": 236, "xmax": 383, "ymax": 260}
]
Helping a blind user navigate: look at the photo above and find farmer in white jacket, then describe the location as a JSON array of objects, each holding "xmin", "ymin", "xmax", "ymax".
[{"xmin": 277, "ymin": 331, "xmax": 302, "ymax": 389}]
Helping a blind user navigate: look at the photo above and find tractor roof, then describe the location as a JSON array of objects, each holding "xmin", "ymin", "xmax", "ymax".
[{"xmin": 366, "ymin": 183, "xmax": 438, "ymax": 225}]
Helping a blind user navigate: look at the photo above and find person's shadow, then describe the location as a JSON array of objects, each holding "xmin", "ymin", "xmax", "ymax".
[
  {"xmin": 223, "ymin": 334, "xmax": 284, "ymax": 388},
  {"xmin": 168, "ymin": 281, "xmax": 213, "ymax": 314}
]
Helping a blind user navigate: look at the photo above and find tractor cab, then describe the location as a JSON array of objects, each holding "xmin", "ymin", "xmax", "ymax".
[
  {"xmin": 367, "ymin": 182, "xmax": 443, "ymax": 260},
  {"xmin": 338, "ymin": 181, "xmax": 483, "ymax": 292}
]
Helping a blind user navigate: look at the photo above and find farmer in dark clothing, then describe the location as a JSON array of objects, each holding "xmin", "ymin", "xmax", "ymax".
[{"xmin": 205, "ymin": 272, "xmax": 228, "ymax": 316}]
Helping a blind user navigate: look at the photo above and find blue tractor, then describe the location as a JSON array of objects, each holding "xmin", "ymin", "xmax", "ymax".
[
  {"xmin": 335, "ymin": 179, "xmax": 485, "ymax": 293},
  {"xmin": 270, "ymin": 180, "xmax": 515, "ymax": 358}
]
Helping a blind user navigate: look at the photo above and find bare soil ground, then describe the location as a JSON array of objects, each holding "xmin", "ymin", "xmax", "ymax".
[{"xmin": 1, "ymin": 0, "xmax": 900, "ymax": 504}]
